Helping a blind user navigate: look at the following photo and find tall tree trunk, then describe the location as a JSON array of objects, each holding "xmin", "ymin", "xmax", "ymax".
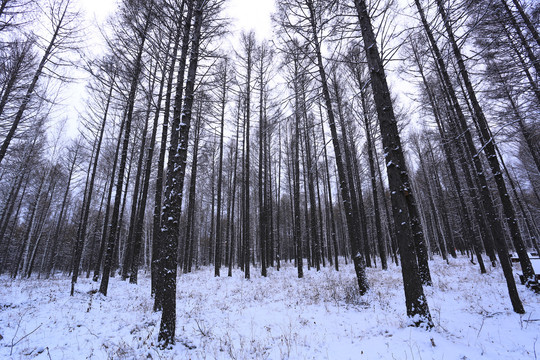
[
  {"xmin": 151, "ymin": 27, "xmax": 182, "ymax": 296},
  {"xmin": 436, "ymin": 0, "xmax": 534, "ymax": 282},
  {"xmin": 153, "ymin": 0, "xmax": 190, "ymax": 310},
  {"xmin": 332, "ymin": 76, "xmax": 371, "ymax": 268},
  {"xmin": 46, "ymin": 146, "xmax": 79, "ymax": 278},
  {"xmin": 242, "ymin": 34, "xmax": 254, "ymax": 280},
  {"xmin": 215, "ymin": 60, "xmax": 228, "ymax": 277},
  {"xmin": 301, "ymin": 80, "xmax": 320, "ymax": 271},
  {"xmin": 93, "ymin": 113, "xmax": 126, "ymax": 282},
  {"xmin": 13, "ymin": 172, "xmax": 46, "ymax": 278},
  {"xmin": 122, "ymin": 102, "xmax": 152, "ymax": 280},
  {"xmin": 71, "ymin": 73, "xmax": 114, "ymax": 293},
  {"xmin": 305, "ymin": 0, "xmax": 367, "ymax": 292},
  {"xmin": 360, "ymin": 89, "xmax": 387, "ymax": 269},
  {"xmin": 99, "ymin": 8, "xmax": 152, "ymax": 296},
  {"xmin": 318, "ymin": 101, "xmax": 339, "ymax": 270},
  {"xmin": 353, "ymin": 0, "xmax": 432, "ymax": 325},
  {"xmin": 258, "ymin": 52, "xmax": 268, "ymax": 277},
  {"xmin": 228, "ymin": 104, "xmax": 241, "ymax": 277},
  {"xmin": 182, "ymin": 108, "xmax": 202, "ymax": 274},
  {"xmin": 158, "ymin": 0, "xmax": 204, "ymax": 345},
  {"xmin": 130, "ymin": 46, "xmax": 170, "ymax": 285}
]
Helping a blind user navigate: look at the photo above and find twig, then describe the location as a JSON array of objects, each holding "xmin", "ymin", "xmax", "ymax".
[
  {"xmin": 476, "ymin": 317, "xmax": 485, "ymax": 339},
  {"xmin": 195, "ymin": 319, "xmax": 207, "ymax": 337},
  {"xmin": 10, "ymin": 323, "xmax": 43, "ymax": 355}
]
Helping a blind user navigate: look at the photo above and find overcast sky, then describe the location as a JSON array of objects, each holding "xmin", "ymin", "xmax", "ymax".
[
  {"xmin": 224, "ymin": 0, "xmax": 275, "ymax": 39},
  {"xmin": 79, "ymin": 0, "xmax": 275, "ymax": 37}
]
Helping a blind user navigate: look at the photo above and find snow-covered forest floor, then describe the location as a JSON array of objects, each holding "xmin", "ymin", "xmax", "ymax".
[{"xmin": 1, "ymin": 257, "xmax": 539, "ymax": 359}]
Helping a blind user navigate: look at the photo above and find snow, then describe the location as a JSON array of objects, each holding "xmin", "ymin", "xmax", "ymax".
[
  {"xmin": 1, "ymin": 257, "xmax": 539, "ymax": 359},
  {"xmin": 531, "ymin": 258, "xmax": 540, "ymax": 273}
]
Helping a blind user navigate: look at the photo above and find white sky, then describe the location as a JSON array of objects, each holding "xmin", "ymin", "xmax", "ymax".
[
  {"xmin": 224, "ymin": 0, "xmax": 275, "ymax": 39},
  {"xmin": 79, "ymin": 0, "xmax": 275, "ymax": 37},
  {"xmin": 79, "ymin": 0, "xmax": 118, "ymax": 22}
]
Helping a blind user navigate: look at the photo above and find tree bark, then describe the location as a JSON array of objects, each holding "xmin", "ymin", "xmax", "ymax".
[
  {"xmin": 353, "ymin": 0, "xmax": 432, "ymax": 325},
  {"xmin": 158, "ymin": 0, "xmax": 204, "ymax": 346}
]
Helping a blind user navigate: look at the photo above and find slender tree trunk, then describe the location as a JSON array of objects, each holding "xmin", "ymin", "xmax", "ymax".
[
  {"xmin": 436, "ymin": 0, "xmax": 534, "ymax": 282},
  {"xmin": 130, "ymin": 47, "xmax": 170, "ymax": 285},
  {"xmin": 122, "ymin": 102, "xmax": 152, "ymax": 280},
  {"xmin": 353, "ymin": 0, "xmax": 432, "ymax": 325},
  {"xmin": 242, "ymin": 36, "xmax": 254, "ymax": 280},
  {"xmin": 361, "ymin": 90, "xmax": 387, "ymax": 269},
  {"xmin": 71, "ymin": 74, "xmax": 114, "ymax": 293},
  {"xmin": 258, "ymin": 53, "xmax": 268, "ymax": 277},
  {"xmin": 333, "ymin": 76, "xmax": 371, "ymax": 268},
  {"xmin": 228, "ymin": 104, "xmax": 241, "ymax": 277},
  {"xmin": 151, "ymin": 32, "xmax": 182, "ymax": 294},
  {"xmin": 99, "ymin": 8, "xmax": 152, "ymax": 296},
  {"xmin": 182, "ymin": 109, "xmax": 202, "ymax": 274},
  {"xmin": 46, "ymin": 147, "xmax": 78, "ymax": 278},
  {"xmin": 301, "ymin": 81, "xmax": 320, "ymax": 271},
  {"xmin": 13, "ymin": 173, "xmax": 46, "ymax": 278},
  {"xmin": 215, "ymin": 61, "xmax": 228, "ymax": 277},
  {"xmin": 158, "ymin": 0, "xmax": 204, "ymax": 345},
  {"xmin": 153, "ymin": 0, "xmax": 190, "ymax": 310},
  {"xmin": 318, "ymin": 101, "xmax": 339, "ymax": 270},
  {"xmin": 305, "ymin": 0, "xmax": 367, "ymax": 292},
  {"xmin": 93, "ymin": 113, "xmax": 126, "ymax": 282}
]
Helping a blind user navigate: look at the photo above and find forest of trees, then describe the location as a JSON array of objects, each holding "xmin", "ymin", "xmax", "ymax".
[{"xmin": 0, "ymin": 0, "xmax": 539, "ymax": 347}]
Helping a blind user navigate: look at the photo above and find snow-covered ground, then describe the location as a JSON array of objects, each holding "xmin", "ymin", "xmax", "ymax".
[{"xmin": 1, "ymin": 257, "xmax": 539, "ymax": 359}]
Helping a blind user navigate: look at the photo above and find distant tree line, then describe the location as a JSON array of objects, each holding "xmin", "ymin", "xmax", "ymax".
[{"xmin": 0, "ymin": 0, "xmax": 538, "ymax": 346}]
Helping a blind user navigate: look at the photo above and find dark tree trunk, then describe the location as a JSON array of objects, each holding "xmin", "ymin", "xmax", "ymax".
[
  {"xmin": 258, "ymin": 51, "xmax": 268, "ymax": 277},
  {"xmin": 360, "ymin": 89, "xmax": 387, "ymax": 269},
  {"xmin": 305, "ymin": 0, "xmax": 367, "ymax": 292},
  {"xmin": 318, "ymin": 102, "xmax": 339, "ymax": 271},
  {"xmin": 353, "ymin": 0, "xmax": 432, "ymax": 325},
  {"xmin": 130, "ymin": 55, "xmax": 167, "ymax": 284},
  {"xmin": 153, "ymin": 0, "xmax": 190, "ymax": 310},
  {"xmin": 436, "ymin": 0, "xmax": 534, "ymax": 282},
  {"xmin": 332, "ymin": 76, "xmax": 371, "ymax": 268},
  {"xmin": 242, "ymin": 34, "xmax": 254, "ymax": 280},
  {"xmin": 415, "ymin": 0, "xmax": 498, "ymax": 271},
  {"xmin": 122, "ymin": 91, "xmax": 154, "ymax": 280},
  {"xmin": 99, "ymin": 7, "xmax": 152, "ymax": 296},
  {"xmin": 158, "ymin": 0, "xmax": 204, "ymax": 346},
  {"xmin": 182, "ymin": 109, "xmax": 202, "ymax": 274},
  {"xmin": 227, "ymin": 108, "xmax": 241, "ymax": 277},
  {"xmin": 93, "ymin": 113, "xmax": 126, "ymax": 282},
  {"xmin": 215, "ymin": 60, "xmax": 228, "ymax": 277},
  {"xmin": 46, "ymin": 146, "xmax": 79, "ymax": 278}
]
